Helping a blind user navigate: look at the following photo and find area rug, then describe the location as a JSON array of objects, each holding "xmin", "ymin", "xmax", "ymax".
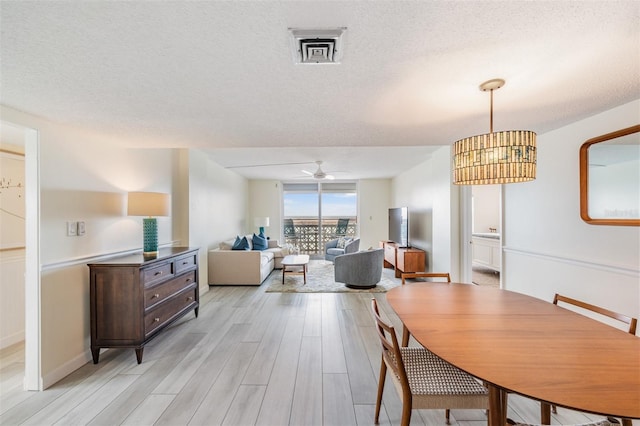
[{"xmin": 264, "ymin": 260, "xmax": 401, "ymax": 293}]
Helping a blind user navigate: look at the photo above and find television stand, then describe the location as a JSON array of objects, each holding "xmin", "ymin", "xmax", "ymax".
[{"xmin": 380, "ymin": 241, "xmax": 426, "ymax": 278}]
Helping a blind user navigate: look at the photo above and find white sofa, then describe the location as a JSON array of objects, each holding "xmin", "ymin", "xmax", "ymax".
[{"xmin": 208, "ymin": 236, "xmax": 288, "ymax": 285}]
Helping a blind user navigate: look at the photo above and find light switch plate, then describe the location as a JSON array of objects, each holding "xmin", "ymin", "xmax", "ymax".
[
  {"xmin": 77, "ymin": 221, "xmax": 85, "ymax": 236},
  {"xmin": 67, "ymin": 221, "xmax": 77, "ymax": 236}
]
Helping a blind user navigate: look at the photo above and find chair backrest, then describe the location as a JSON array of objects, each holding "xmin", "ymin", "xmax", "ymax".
[
  {"xmin": 283, "ymin": 218, "xmax": 296, "ymax": 237},
  {"xmin": 553, "ymin": 293, "xmax": 637, "ymax": 335},
  {"xmin": 370, "ymin": 298, "xmax": 410, "ymax": 389},
  {"xmin": 336, "ymin": 218, "xmax": 349, "ymax": 236},
  {"xmin": 401, "ymin": 272, "xmax": 451, "ymax": 285}
]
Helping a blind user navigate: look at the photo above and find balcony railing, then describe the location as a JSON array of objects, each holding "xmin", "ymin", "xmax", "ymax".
[{"xmin": 283, "ymin": 217, "xmax": 357, "ymax": 254}]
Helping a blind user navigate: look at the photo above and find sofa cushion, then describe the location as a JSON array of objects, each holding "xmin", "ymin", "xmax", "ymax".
[
  {"xmin": 260, "ymin": 251, "xmax": 275, "ymax": 266},
  {"xmin": 252, "ymin": 233, "xmax": 268, "ymax": 250},
  {"xmin": 219, "ymin": 238, "xmax": 235, "ymax": 250},
  {"xmin": 232, "ymin": 236, "xmax": 250, "ymax": 250}
]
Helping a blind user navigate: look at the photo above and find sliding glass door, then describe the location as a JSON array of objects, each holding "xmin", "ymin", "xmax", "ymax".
[{"xmin": 283, "ymin": 182, "xmax": 357, "ymax": 254}]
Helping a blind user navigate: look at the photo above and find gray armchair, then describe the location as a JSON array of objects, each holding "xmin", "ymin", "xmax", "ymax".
[
  {"xmin": 325, "ymin": 237, "xmax": 360, "ymax": 263},
  {"xmin": 334, "ymin": 248, "xmax": 384, "ymax": 289}
]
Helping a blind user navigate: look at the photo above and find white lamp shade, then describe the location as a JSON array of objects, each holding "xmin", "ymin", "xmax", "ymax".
[
  {"xmin": 254, "ymin": 217, "xmax": 270, "ymax": 227},
  {"xmin": 127, "ymin": 192, "xmax": 171, "ymax": 217}
]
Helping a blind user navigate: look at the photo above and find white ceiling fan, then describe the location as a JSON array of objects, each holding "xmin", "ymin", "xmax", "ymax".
[{"xmin": 302, "ymin": 161, "xmax": 335, "ymax": 180}]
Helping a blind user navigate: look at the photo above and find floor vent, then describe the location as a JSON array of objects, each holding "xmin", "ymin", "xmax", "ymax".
[{"xmin": 289, "ymin": 28, "xmax": 346, "ymax": 64}]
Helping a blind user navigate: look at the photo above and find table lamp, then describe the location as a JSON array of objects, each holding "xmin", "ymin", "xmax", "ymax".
[
  {"xmin": 128, "ymin": 192, "xmax": 171, "ymax": 257},
  {"xmin": 254, "ymin": 216, "xmax": 270, "ymax": 235}
]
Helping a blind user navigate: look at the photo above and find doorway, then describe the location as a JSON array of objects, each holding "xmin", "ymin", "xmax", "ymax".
[
  {"xmin": 463, "ymin": 185, "xmax": 502, "ymax": 288},
  {"xmin": 0, "ymin": 120, "xmax": 41, "ymax": 390}
]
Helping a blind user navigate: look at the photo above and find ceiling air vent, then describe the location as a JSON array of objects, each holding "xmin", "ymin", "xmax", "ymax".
[{"xmin": 289, "ymin": 28, "xmax": 346, "ymax": 64}]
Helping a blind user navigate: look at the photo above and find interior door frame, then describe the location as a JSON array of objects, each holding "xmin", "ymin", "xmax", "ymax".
[{"xmin": 460, "ymin": 184, "xmax": 503, "ymax": 288}]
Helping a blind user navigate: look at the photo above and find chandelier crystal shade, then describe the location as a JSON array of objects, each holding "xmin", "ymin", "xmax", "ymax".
[{"xmin": 452, "ymin": 79, "xmax": 537, "ymax": 185}]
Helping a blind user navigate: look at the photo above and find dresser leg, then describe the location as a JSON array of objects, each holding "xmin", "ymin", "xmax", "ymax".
[
  {"xmin": 91, "ymin": 347, "xmax": 100, "ymax": 364},
  {"xmin": 135, "ymin": 347, "xmax": 144, "ymax": 364},
  {"xmin": 194, "ymin": 306, "xmax": 199, "ymax": 317}
]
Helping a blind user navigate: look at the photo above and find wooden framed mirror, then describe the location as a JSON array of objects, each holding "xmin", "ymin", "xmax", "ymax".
[{"xmin": 580, "ymin": 124, "xmax": 640, "ymax": 226}]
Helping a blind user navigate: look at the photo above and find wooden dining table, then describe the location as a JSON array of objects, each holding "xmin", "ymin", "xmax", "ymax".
[{"xmin": 386, "ymin": 283, "xmax": 640, "ymax": 426}]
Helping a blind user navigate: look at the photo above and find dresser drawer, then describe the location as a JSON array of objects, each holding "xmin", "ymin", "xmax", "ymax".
[
  {"xmin": 144, "ymin": 288, "xmax": 198, "ymax": 337},
  {"xmin": 384, "ymin": 244, "xmax": 396, "ymax": 265},
  {"xmin": 175, "ymin": 252, "xmax": 197, "ymax": 274},
  {"xmin": 144, "ymin": 271, "xmax": 196, "ymax": 310},
  {"xmin": 143, "ymin": 262, "xmax": 174, "ymax": 287}
]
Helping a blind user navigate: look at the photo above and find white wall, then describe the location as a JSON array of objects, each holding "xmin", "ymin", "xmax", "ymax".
[
  {"xmin": 358, "ymin": 179, "xmax": 391, "ymax": 250},
  {"xmin": 503, "ymin": 99, "xmax": 640, "ymax": 328},
  {"xmin": 0, "ymin": 252, "xmax": 25, "ymax": 348},
  {"xmin": 248, "ymin": 180, "xmax": 282, "ymax": 241},
  {"xmin": 472, "ymin": 185, "xmax": 500, "ymax": 234},
  {"xmin": 391, "ymin": 146, "xmax": 460, "ymax": 277},
  {"xmin": 189, "ymin": 149, "xmax": 249, "ymax": 288}
]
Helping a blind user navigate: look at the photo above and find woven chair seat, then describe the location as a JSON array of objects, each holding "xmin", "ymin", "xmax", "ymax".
[
  {"xmin": 513, "ymin": 422, "xmax": 617, "ymax": 426},
  {"xmin": 398, "ymin": 347, "xmax": 488, "ymax": 396}
]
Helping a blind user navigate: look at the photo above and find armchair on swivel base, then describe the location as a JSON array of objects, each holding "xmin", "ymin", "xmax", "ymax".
[
  {"xmin": 325, "ymin": 237, "xmax": 360, "ymax": 263},
  {"xmin": 334, "ymin": 248, "xmax": 383, "ymax": 289}
]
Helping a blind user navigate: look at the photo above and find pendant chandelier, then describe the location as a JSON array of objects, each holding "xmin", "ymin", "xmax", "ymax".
[{"xmin": 452, "ymin": 79, "xmax": 537, "ymax": 185}]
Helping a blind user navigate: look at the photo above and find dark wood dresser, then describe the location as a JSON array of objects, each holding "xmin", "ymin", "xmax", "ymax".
[{"xmin": 88, "ymin": 247, "xmax": 199, "ymax": 364}]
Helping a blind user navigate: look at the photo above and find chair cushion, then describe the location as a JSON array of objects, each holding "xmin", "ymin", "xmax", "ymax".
[{"xmin": 327, "ymin": 248, "xmax": 345, "ymax": 256}]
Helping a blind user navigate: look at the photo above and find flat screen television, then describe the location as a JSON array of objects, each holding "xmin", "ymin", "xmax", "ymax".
[{"xmin": 388, "ymin": 207, "xmax": 409, "ymax": 248}]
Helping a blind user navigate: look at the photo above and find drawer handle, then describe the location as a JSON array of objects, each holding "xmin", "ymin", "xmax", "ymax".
[
  {"xmin": 185, "ymin": 278, "xmax": 192, "ymax": 282},
  {"xmin": 187, "ymin": 296, "xmax": 193, "ymax": 301},
  {"xmin": 152, "ymin": 293, "xmax": 160, "ymax": 299},
  {"xmin": 154, "ymin": 317, "xmax": 160, "ymax": 322},
  {"xmin": 154, "ymin": 271, "xmax": 163, "ymax": 276},
  {"xmin": 182, "ymin": 261, "xmax": 189, "ymax": 265}
]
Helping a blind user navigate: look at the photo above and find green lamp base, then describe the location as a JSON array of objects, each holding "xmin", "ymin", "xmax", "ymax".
[{"xmin": 142, "ymin": 217, "xmax": 158, "ymax": 257}]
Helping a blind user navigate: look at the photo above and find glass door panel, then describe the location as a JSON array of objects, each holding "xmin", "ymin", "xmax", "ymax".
[{"xmin": 283, "ymin": 182, "xmax": 357, "ymax": 255}]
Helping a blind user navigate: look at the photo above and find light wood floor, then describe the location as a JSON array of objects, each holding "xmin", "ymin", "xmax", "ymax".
[{"xmin": 0, "ymin": 283, "xmax": 628, "ymax": 426}]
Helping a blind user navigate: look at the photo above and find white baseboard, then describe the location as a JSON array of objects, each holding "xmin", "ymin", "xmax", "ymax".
[
  {"xmin": 0, "ymin": 331, "xmax": 25, "ymax": 350},
  {"xmin": 42, "ymin": 350, "xmax": 92, "ymax": 390}
]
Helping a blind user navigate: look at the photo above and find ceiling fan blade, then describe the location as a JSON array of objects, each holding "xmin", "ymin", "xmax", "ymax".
[
  {"xmin": 325, "ymin": 174, "xmax": 335, "ymax": 180},
  {"xmin": 301, "ymin": 169, "xmax": 313, "ymax": 176},
  {"xmin": 226, "ymin": 161, "xmax": 314, "ymax": 169}
]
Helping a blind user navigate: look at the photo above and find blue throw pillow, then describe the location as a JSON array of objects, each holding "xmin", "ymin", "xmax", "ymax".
[
  {"xmin": 252, "ymin": 233, "xmax": 268, "ymax": 250},
  {"xmin": 232, "ymin": 236, "xmax": 250, "ymax": 250}
]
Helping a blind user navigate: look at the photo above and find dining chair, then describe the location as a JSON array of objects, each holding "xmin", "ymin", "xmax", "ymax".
[
  {"xmin": 400, "ymin": 272, "xmax": 451, "ymax": 346},
  {"xmin": 509, "ymin": 420, "xmax": 619, "ymax": 426},
  {"xmin": 552, "ymin": 294, "xmax": 637, "ymax": 334},
  {"xmin": 370, "ymin": 298, "xmax": 489, "ymax": 426},
  {"xmin": 534, "ymin": 294, "xmax": 638, "ymax": 426},
  {"xmin": 335, "ymin": 218, "xmax": 349, "ymax": 237},
  {"xmin": 283, "ymin": 218, "xmax": 298, "ymax": 246}
]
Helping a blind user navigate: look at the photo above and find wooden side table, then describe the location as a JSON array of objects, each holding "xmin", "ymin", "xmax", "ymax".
[{"xmin": 380, "ymin": 241, "xmax": 426, "ymax": 278}]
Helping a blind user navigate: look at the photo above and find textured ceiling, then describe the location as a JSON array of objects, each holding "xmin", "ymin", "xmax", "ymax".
[{"xmin": 1, "ymin": 1, "xmax": 639, "ymax": 180}]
